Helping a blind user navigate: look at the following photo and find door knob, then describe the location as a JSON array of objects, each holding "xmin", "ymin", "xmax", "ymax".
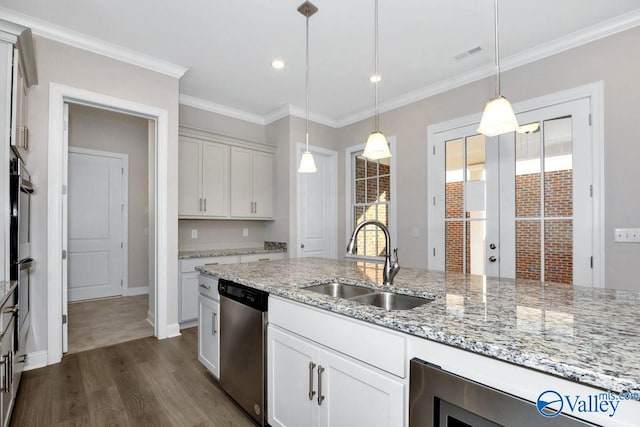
[
  {"xmin": 300, "ymin": 243, "xmax": 305, "ymax": 248},
  {"xmin": 489, "ymin": 256, "xmax": 497, "ymax": 263},
  {"xmin": 489, "ymin": 243, "xmax": 496, "ymax": 250}
]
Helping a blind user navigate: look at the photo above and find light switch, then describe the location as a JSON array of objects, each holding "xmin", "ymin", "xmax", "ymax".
[
  {"xmin": 243, "ymin": 228, "xmax": 249, "ymax": 237},
  {"xmin": 191, "ymin": 229, "xmax": 198, "ymax": 239},
  {"xmin": 614, "ymin": 228, "xmax": 640, "ymax": 243}
]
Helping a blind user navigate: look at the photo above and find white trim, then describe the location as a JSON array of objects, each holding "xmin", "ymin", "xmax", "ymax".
[
  {"xmin": 166, "ymin": 323, "xmax": 181, "ymax": 338},
  {"xmin": 67, "ymin": 146, "xmax": 129, "ymax": 298},
  {"xmin": 337, "ymin": 10, "xmax": 640, "ymax": 128},
  {"xmin": 276, "ymin": 105, "xmax": 337, "ymax": 128},
  {"xmin": 0, "ymin": 7, "xmax": 188, "ymax": 78},
  {"xmin": 296, "ymin": 143, "xmax": 339, "ymax": 260},
  {"xmin": 147, "ymin": 309, "xmax": 155, "ymax": 327},
  {"xmin": 344, "ymin": 138, "xmax": 397, "ymax": 260},
  {"xmin": 426, "ymin": 82, "xmax": 605, "ymax": 287},
  {"xmin": 125, "ymin": 286, "xmax": 149, "ymax": 297},
  {"xmin": 24, "ymin": 351, "xmax": 48, "ymax": 371},
  {"xmin": 179, "ymin": 94, "xmax": 265, "ymax": 125},
  {"xmin": 48, "ymin": 82, "xmax": 170, "ymax": 367}
]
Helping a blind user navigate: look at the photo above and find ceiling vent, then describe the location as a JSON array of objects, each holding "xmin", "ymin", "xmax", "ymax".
[{"xmin": 454, "ymin": 46, "xmax": 482, "ymax": 61}]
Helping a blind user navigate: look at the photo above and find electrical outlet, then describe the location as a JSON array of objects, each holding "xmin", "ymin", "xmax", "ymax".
[
  {"xmin": 191, "ymin": 229, "xmax": 198, "ymax": 239},
  {"xmin": 243, "ymin": 228, "xmax": 249, "ymax": 237}
]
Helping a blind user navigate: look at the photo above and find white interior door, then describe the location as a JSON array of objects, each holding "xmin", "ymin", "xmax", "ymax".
[
  {"xmin": 68, "ymin": 149, "xmax": 125, "ymax": 301},
  {"xmin": 297, "ymin": 145, "xmax": 338, "ymax": 259},
  {"xmin": 429, "ymin": 98, "xmax": 593, "ymax": 286}
]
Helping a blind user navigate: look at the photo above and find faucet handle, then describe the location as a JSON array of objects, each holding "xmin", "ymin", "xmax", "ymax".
[{"xmin": 393, "ymin": 248, "xmax": 399, "ymax": 263}]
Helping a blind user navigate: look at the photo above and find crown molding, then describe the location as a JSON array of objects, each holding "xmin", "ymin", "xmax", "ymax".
[
  {"xmin": 0, "ymin": 7, "xmax": 188, "ymax": 78},
  {"xmin": 179, "ymin": 94, "xmax": 265, "ymax": 125},
  {"xmin": 262, "ymin": 105, "xmax": 291, "ymax": 125},
  {"xmin": 337, "ymin": 9, "xmax": 640, "ymax": 128}
]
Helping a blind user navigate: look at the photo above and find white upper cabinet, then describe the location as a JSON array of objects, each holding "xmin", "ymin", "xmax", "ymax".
[
  {"xmin": 179, "ymin": 127, "xmax": 275, "ymax": 220},
  {"xmin": 178, "ymin": 136, "xmax": 229, "ymax": 218},
  {"xmin": 230, "ymin": 147, "xmax": 274, "ymax": 219}
]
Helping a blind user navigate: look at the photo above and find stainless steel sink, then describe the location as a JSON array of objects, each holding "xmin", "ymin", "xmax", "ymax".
[
  {"xmin": 304, "ymin": 282, "xmax": 374, "ymax": 299},
  {"xmin": 303, "ymin": 282, "xmax": 434, "ymax": 311},
  {"xmin": 350, "ymin": 292, "xmax": 434, "ymax": 311}
]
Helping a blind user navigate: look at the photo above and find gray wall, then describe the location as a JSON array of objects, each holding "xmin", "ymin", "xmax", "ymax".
[
  {"xmin": 68, "ymin": 104, "xmax": 150, "ymax": 290},
  {"xmin": 25, "ymin": 35, "xmax": 180, "ymax": 355},
  {"xmin": 337, "ymin": 26, "xmax": 640, "ymax": 290},
  {"xmin": 180, "ymin": 104, "xmax": 266, "ymax": 142}
]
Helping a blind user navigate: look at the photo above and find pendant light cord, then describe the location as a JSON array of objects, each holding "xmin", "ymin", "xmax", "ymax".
[
  {"xmin": 374, "ymin": 0, "xmax": 380, "ymax": 131},
  {"xmin": 305, "ymin": 14, "xmax": 311, "ymax": 150},
  {"xmin": 494, "ymin": 0, "xmax": 500, "ymax": 97}
]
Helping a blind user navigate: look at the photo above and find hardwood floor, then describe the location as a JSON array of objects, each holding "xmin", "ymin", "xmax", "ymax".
[
  {"xmin": 68, "ymin": 295, "xmax": 154, "ymax": 354},
  {"xmin": 11, "ymin": 328, "xmax": 256, "ymax": 427}
]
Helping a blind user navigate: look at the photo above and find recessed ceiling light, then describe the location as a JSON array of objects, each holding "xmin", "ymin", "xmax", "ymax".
[
  {"xmin": 369, "ymin": 74, "xmax": 382, "ymax": 83},
  {"xmin": 271, "ymin": 59, "xmax": 285, "ymax": 69}
]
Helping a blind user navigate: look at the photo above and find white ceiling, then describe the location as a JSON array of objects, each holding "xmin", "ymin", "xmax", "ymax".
[{"xmin": 1, "ymin": 0, "xmax": 640, "ymax": 126}]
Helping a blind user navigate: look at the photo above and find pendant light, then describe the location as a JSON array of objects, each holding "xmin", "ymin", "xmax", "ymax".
[
  {"xmin": 477, "ymin": 0, "xmax": 519, "ymax": 137},
  {"xmin": 297, "ymin": 1, "xmax": 318, "ymax": 173},
  {"xmin": 362, "ymin": 0, "xmax": 391, "ymax": 160}
]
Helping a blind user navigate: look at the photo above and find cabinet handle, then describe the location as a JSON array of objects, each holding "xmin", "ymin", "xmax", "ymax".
[
  {"xmin": 212, "ymin": 312, "xmax": 217, "ymax": 335},
  {"xmin": 204, "ymin": 198, "xmax": 207, "ymax": 212},
  {"xmin": 317, "ymin": 365, "xmax": 325, "ymax": 405},
  {"xmin": 258, "ymin": 258, "xmax": 269, "ymax": 262},
  {"xmin": 308, "ymin": 362, "xmax": 316, "ymax": 400},
  {"xmin": 254, "ymin": 201, "xmax": 257, "ymax": 214},
  {"xmin": 200, "ymin": 198, "xmax": 203, "ymax": 212},
  {"xmin": 199, "ymin": 284, "xmax": 211, "ymax": 290}
]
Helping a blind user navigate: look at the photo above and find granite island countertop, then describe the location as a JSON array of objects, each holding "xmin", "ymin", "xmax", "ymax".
[
  {"xmin": 179, "ymin": 247, "xmax": 287, "ymax": 259},
  {"xmin": 199, "ymin": 257, "xmax": 640, "ymax": 395}
]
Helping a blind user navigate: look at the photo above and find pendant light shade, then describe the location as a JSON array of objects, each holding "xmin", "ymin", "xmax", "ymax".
[
  {"xmin": 298, "ymin": 150, "xmax": 317, "ymax": 173},
  {"xmin": 363, "ymin": 0, "xmax": 391, "ymax": 160},
  {"xmin": 477, "ymin": 0, "xmax": 518, "ymax": 137},
  {"xmin": 363, "ymin": 131, "xmax": 391, "ymax": 160},
  {"xmin": 297, "ymin": 1, "xmax": 318, "ymax": 173},
  {"xmin": 477, "ymin": 96, "xmax": 518, "ymax": 137}
]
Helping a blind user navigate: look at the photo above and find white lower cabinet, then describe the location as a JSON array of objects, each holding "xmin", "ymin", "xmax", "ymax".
[
  {"xmin": 268, "ymin": 326, "xmax": 405, "ymax": 427},
  {"xmin": 198, "ymin": 294, "xmax": 219, "ymax": 378}
]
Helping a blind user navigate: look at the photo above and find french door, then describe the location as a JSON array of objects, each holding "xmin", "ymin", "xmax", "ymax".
[{"xmin": 429, "ymin": 98, "xmax": 593, "ymax": 286}]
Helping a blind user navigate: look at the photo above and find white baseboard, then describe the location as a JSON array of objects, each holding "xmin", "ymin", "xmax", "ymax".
[
  {"xmin": 147, "ymin": 310, "xmax": 155, "ymax": 327},
  {"xmin": 179, "ymin": 319, "xmax": 198, "ymax": 329},
  {"xmin": 166, "ymin": 323, "xmax": 181, "ymax": 338},
  {"xmin": 24, "ymin": 351, "xmax": 48, "ymax": 371},
  {"xmin": 124, "ymin": 286, "xmax": 149, "ymax": 297}
]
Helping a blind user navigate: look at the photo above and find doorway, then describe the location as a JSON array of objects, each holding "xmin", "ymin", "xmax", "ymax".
[
  {"xmin": 48, "ymin": 83, "xmax": 171, "ymax": 365},
  {"xmin": 296, "ymin": 144, "xmax": 338, "ymax": 259},
  {"xmin": 64, "ymin": 105, "xmax": 154, "ymax": 353},
  {"xmin": 428, "ymin": 86, "xmax": 603, "ymax": 287}
]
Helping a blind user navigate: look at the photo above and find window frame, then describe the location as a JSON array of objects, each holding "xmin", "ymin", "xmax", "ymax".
[{"xmin": 344, "ymin": 137, "xmax": 397, "ymax": 261}]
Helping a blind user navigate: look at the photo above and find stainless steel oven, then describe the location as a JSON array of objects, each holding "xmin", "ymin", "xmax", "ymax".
[
  {"xmin": 10, "ymin": 156, "xmax": 33, "ymax": 376},
  {"xmin": 409, "ymin": 358, "xmax": 595, "ymax": 427}
]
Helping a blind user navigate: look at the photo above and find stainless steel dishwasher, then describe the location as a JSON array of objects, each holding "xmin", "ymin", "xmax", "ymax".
[{"xmin": 218, "ymin": 278, "xmax": 268, "ymax": 426}]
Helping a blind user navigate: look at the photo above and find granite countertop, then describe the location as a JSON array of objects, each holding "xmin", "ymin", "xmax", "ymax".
[
  {"xmin": 179, "ymin": 247, "xmax": 287, "ymax": 259},
  {"xmin": 0, "ymin": 281, "xmax": 17, "ymax": 308},
  {"xmin": 199, "ymin": 257, "xmax": 640, "ymax": 394}
]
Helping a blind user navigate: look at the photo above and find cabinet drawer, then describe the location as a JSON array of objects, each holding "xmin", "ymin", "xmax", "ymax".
[
  {"xmin": 240, "ymin": 252, "xmax": 285, "ymax": 263},
  {"xmin": 198, "ymin": 275, "xmax": 220, "ymax": 301},
  {"xmin": 180, "ymin": 255, "xmax": 240, "ymax": 272},
  {"xmin": 270, "ymin": 296, "xmax": 406, "ymax": 378}
]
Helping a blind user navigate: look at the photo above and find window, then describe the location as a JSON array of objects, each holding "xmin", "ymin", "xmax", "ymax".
[{"xmin": 346, "ymin": 140, "xmax": 396, "ymax": 259}]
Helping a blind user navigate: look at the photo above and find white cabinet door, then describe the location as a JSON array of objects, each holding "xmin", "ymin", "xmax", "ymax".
[
  {"xmin": 268, "ymin": 326, "xmax": 319, "ymax": 427},
  {"xmin": 201, "ymin": 141, "xmax": 229, "ymax": 217},
  {"xmin": 180, "ymin": 271, "xmax": 199, "ymax": 323},
  {"xmin": 178, "ymin": 137, "xmax": 203, "ymax": 216},
  {"xmin": 319, "ymin": 349, "xmax": 405, "ymax": 427},
  {"xmin": 230, "ymin": 147, "xmax": 253, "ymax": 217},
  {"xmin": 198, "ymin": 295, "xmax": 219, "ymax": 378},
  {"xmin": 252, "ymin": 151, "xmax": 274, "ymax": 218},
  {"xmin": 268, "ymin": 326, "xmax": 405, "ymax": 427}
]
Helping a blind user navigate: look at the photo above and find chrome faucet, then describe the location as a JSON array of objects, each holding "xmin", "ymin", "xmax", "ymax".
[{"xmin": 346, "ymin": 220, "xmax": 400, "ymax": 285}]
